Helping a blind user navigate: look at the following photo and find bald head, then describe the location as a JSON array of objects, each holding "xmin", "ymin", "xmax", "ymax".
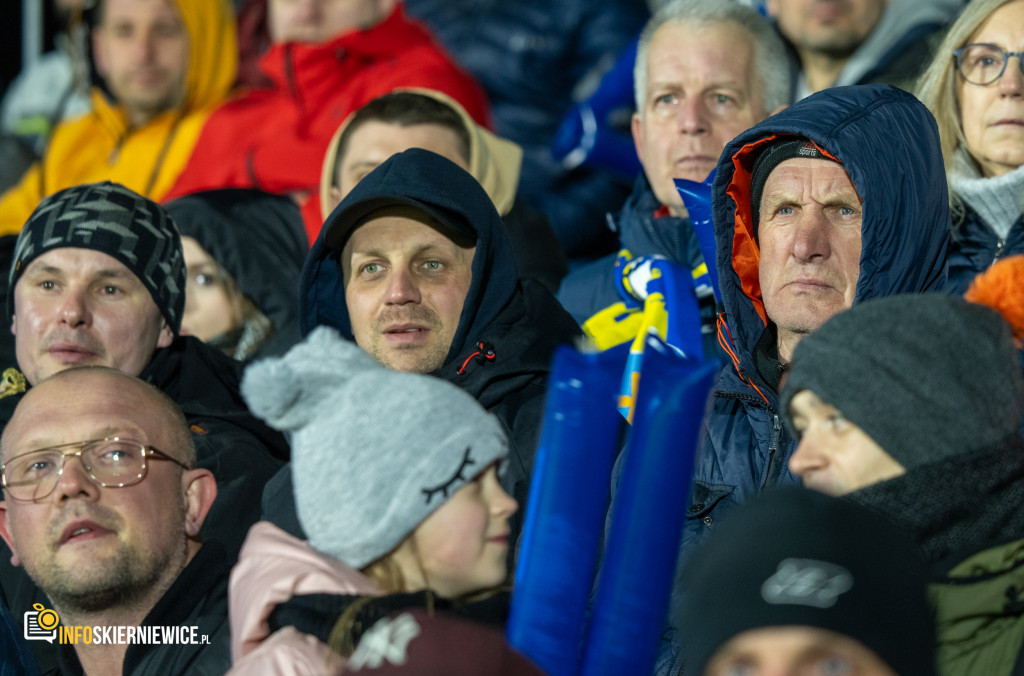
[{"xmin": 1, "ymin": 367, "xmax": 194, "ymax": 467}]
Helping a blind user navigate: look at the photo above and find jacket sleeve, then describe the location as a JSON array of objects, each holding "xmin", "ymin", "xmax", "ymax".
[
  {"xmin": 227, "ymin": 627, "xmax": 345, "ymax": 676},
  {"xmin": 229, "ymin": 522, "xmax": 380, "ymax": 666}
]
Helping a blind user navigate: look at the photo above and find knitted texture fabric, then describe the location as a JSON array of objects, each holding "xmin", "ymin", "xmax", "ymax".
[
  {"xmin": 681, "ymin": 487, "xmax": 935, "ymax": 676},
  {"xmin": 780, "ymin": 293, "xmax": 1024, "ymax": 470},
  {"xmin": 241, "ymin": 326, "xmax": 509, "ymax": 568},
  {"xmin": 964, "ymin": 254, "xmax": 1024, "ymax": 343},
  {"xmin": 848, "ymin": 436, "xmax": 1024, "ymax": 563},
  {"xmin": 8, "ymin": 181, "xmax": 185, "ymax": 333}
]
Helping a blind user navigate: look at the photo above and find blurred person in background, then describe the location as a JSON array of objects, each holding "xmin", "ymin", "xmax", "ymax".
[{"xmin": 917, "ymin": 0, "xmax": 1024, "ymax": 293}]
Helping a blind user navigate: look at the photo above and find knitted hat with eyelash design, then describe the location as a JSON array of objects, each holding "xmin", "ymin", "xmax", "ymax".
[{"xmin": 241, "ymin": 326, "xmax": 509, "ymax": 569}]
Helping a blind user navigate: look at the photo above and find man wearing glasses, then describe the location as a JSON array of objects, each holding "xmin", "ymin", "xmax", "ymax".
[{"xmin": 0, "ymin": 367, "xmax": 224, "ymax": 675}]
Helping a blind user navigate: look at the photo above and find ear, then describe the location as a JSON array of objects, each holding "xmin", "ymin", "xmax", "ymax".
[
  {"xmin": 157, "ymin": 321, "xmax": 174, "ymax": 349},
  {"xmin": 0, "ymin": 502, "xmax": 23, "ymax": 567},
  {"xmin": 631, "ymin": 112, "xmax": 645, "ymax": 167},
  {"xmin": 92, "ymin": 26, "xmax": 108, "ymax": 81},
  {"xmin": 10, "ymin": 315, "xmax": 15, "ymax": 337},
  {"xmin": 181, "ymin": 468, "xmax": 217, "ymax": 539},
  {"xmin": 768, "ymin": 104, "xmax": 787, "ymax": 117},
  {"xmin": 329, "ymin": 186, "xmax": 343, "ymax": 211}
]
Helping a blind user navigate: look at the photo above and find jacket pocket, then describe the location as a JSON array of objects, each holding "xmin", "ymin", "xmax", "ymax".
[{"xmin": 686, "ymin": 481, "xmax": 735, "ymax": 528}]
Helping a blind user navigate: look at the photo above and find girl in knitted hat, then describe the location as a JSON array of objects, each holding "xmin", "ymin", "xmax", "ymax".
[{"xmin": 227, "ymin": 326, "xmax": 529, "ymax": 674}]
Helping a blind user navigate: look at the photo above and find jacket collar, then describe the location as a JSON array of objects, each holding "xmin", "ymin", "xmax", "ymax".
[{"xmin": 258, "ymin": 5, "xmax": 429, "ymax": 101}]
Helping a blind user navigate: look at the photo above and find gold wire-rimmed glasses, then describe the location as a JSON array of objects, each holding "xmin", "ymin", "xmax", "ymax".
[{"xmin": 1, "ymin": 437, "xmax": 191, "ymax": 502}]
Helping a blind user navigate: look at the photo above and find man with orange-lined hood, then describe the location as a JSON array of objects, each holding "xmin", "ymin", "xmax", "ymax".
[
  {"xmin": 680, "ymin": 83, "xmax": 951, "ymax": 570},
  {"xmin": 656, "ymin": 83, "xmax": 952, "ymax": 675},
  {"xmin": 0, "ymin": 0, "xmax": 236, "ymax": 236}
]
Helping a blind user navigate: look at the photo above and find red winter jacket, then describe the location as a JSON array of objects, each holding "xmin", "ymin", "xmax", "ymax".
[{"xmin": 165, "ymin": 4, "xmax": 490, "ymax": 243}]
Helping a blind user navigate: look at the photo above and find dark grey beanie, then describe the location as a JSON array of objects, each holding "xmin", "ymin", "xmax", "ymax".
[
  {"xmin": 8, "ymin": 182, "xmax": 186, "ymax": 334},
  {"xmin": 781, "ymin": 293, "xmax": 1024, "ymax": 469}
]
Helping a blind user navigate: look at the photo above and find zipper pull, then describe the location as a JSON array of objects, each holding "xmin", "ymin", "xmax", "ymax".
[
  {"xmin": 993, "ymin": 238, "xmax": 1007, "ymax": 266},
  {"xmin": 762, "ymin": 413, "xmax": 784, "ymax": 489}
]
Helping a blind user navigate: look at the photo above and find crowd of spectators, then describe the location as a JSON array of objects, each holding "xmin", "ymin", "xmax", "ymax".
[{"xmin": 1, "ymin": 1, "xmax": 1023, "ymax": 675}]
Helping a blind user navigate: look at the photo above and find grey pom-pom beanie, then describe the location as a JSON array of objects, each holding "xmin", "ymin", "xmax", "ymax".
[
  {"xmin": 780, "ymin": 293, "xmax": 1024, "ymax": 469},
  {"xmin": 242, "ymin": 326, "xmax": 509, "ymax": 568}
]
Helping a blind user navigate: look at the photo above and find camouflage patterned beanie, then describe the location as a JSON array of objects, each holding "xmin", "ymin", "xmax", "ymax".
[{"xmin": 8, "ymin": 182, "xmax": 186, "ymax": 334}]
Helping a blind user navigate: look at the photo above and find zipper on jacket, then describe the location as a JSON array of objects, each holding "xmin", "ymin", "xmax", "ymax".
[
  {"xmin": 994, "ymin": 237, "xmax": 1007, "ymax": 266},
  {"xmin": 761, "ymin": 414, "xmax": 783, "ymax": 489},
  {"xmin": 715, "ymin": 390, "xmax": 770, "ymax": 409}
]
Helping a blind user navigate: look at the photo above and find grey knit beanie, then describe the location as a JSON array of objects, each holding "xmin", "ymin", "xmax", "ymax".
[
  {"xmin": 241, "ymin": 326, "xmax": 509, "ymax": 568},
  {"xmin": 780, "ymin": 293, "xmax": 1024, "ymax": 469},
  {"xmin": 8, "ymin": 181, "xmax": 185, "ymax": 334}
]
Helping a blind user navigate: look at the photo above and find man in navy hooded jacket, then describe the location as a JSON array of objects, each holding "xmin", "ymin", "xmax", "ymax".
[
  {"xmin": 265, "ymin": 148, "xmax": 581, "ymax": 541},
  {"xmin": 685, "ymin": 83, "xmax": 949, "ymax": 533},
  {"xmin": 658, "ymin": 83, "xmax": 951, "ymax": 675}
]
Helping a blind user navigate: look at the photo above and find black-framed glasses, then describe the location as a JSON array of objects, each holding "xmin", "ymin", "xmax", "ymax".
[
  {"xmin": 954, "ymin": 43, "xmax": 1024, "ymax": 85},
  {"xmin": 1, "ymin": 437, "xmax": 191, "ymax": 502}
]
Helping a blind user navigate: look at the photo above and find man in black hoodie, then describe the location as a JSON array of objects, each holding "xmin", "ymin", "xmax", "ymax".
[{"xmin": 270, "ymin": 148, "xmax": 581, "ymax": 542}]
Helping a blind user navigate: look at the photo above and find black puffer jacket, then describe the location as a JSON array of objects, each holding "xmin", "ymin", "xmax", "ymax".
[{"xmin": 946, "ymin": 205, "xmax": 1024, "ymax": 294}]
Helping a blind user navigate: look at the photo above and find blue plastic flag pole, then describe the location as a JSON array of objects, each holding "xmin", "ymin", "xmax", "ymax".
[
  {"xmin": 579, "ymin": 337, "xmax": 719, "ymax": 676},
  {"xmin": 507, "ymin": 343, "xmax": 625, "ymax": 676}
]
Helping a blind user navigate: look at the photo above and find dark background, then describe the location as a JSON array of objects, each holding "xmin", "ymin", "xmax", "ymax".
[{"xmin": 3, "ymin": 4, "xmax": 67, "ymax": 94}]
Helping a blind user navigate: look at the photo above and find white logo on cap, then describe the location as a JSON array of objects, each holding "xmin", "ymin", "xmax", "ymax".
[{"xmin": 761, "ymin": 558, "xmax": 853, "ymax": 608}]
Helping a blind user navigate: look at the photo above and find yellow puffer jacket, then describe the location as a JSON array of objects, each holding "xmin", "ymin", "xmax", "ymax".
[{"xmin": 0, "ymin": 0, "xmax": 236, "ymax": 235}]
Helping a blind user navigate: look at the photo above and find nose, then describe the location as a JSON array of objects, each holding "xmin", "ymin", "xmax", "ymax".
[
  {"xmin": 383, "ymin": 268, "xmax": 421, "ymax": 305},
  {"xmin": 294, "ymin": 0, "xmax": 323, "ymax": 20},
  {"xmin": 676, "ymin": 96, "xmax": 709, "ymax": 135},
  {"xmin": 788, "ymin": 437, "xmax": 826, "ymax": 479},
  {"xmin": 1000, "ymin": 53, "xmax": 1024, "ymax": 95},
  {"xmin": 53, "ymin": 455, "xmax": 101, "ymax": 503},
  {"xmin": 488, "ymin": 480, "xmax": 518, "ymax": 518},
  {"xmin": 58, "ymin": 290, "xmax": 90, "ymax": 328},
  {"xmin": 133, "ymin": 28, "xmax": 159, "ymax": 64},
  {"xmin": 790, "ymin": 210, "xmax": 832, "ymax": 262}
]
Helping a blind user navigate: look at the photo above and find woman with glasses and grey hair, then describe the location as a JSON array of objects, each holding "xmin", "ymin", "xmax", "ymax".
[{"xmin": 917, "ymin": 0, "xmax": 1024, "ymax": 294}]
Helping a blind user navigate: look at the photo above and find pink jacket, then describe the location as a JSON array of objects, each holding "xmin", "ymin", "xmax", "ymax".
[{"xmin": 228, "ymin": 521, "xmax": 382, "ymax": 675}]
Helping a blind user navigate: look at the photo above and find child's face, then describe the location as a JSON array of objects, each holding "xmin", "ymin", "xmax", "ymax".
[{"xmin": 398, "ymin": 463, "xmax": 517, "ymax": 597}]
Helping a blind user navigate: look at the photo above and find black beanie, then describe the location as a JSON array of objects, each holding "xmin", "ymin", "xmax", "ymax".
[
  {"xmin": 749, "ymin": 138, "xmax": 842, "ymax": 237},
  {"xmin": 681, "ymin": 487, "xmax": 936, "ymax": 676},
  {"xmin": 8, "ymin": 182, "xmax": 186, "ymax": 334},
  {"xmin": 780, "ymin": 293, "xmax": 1024, "ymax": 470}
]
